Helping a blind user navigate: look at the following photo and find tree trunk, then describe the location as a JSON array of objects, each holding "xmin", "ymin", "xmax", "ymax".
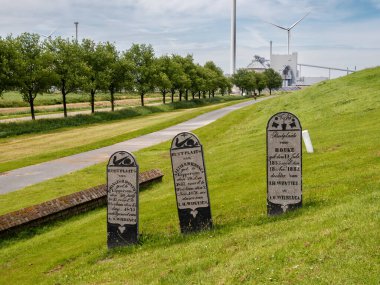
[
  {"xmin": 202, "ymin": 91, "xmax": 206, "ymax": 99},
  {"xmin": 162, "ymin": 91, "xmax": 166, "ymax": 104},
  {"xmin": 185, "ymin": 90, "xmax": 188, "ymax": 101},
  {"xmin": 91, "ymin": 90, "xmax": 95, "ymax": 113},
  {"xmin": 62, "ymin": 91, "xmax": 67, "ymax": 118},
  {"xmin": 110, "ymin": 89, "xmax": 115, "ymax": 111},
  {"xmin": 198, "ymin": 91, "xmax": 201, "ymax": 99},
  {"xmin": 212, "ymin": 90, "xmax": 215, "ymax": 98},
  {"xmin": 61, "ymin": 80, "xmax": 67, "ymax": 118},
  {"xmin": 29, "ymin": 91, "xmax": 35, "ymax": 120},
  {"xmin": 179, "ymin": 90, "xmax": 182, "ymax": 101},
  {"xmin": 140, "ymin": 93, "xmax": 144, "ymax": 106},
  {"xmin": 208, "ymin": 91, "xmax": 211, "ymax": 98},
  {"xmin": 171, "ymin": 89, "xmax": 175, "ymax": 103},
  {"xmin": 192, "ymin": 91, "xmax": 195, "ymax": 100},
  {"xmin": 269, "ymin": 88, "xmax": 272, "ymax": 95}
]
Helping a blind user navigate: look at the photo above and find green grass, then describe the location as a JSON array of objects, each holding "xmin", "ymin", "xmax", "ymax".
[
  {"xmin": 0, "ymin": 67, "xmax": 379, "ymax": 284},
  {"xmin": 0, "ymin": 97, "xmax": 248, "ymax": 173},
  {"xmin": 0, "ymin": 96, "xmax": 244, "ymax": 138}
]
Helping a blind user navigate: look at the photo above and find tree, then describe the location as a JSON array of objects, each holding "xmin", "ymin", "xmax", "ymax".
[
  {"xmin": 13, "ymin": 33, "xmax": 56, "ymax": 120},
  {"xmin": 105, "ymin": 45, "xmax": 132, "ymax": 111},
  {"xmin": 172, "ymin": 55, "xmax": 191, "ymax": 101},
  {"xmin": 263, "ymin": 68, "xmax": 283, "ymax": 95},
  {"xmin": 231, "ymin": 69, "xmax": 250, "ymax": 95},
  {"xmin": 46, "ymin": 37, "xmax": 88, "ymax": 117},
  {"xmin": 0, "ymin": 36, "xmax": 18, "ymax": 96},
  {"xmin": 154, "ymin": 55, "xmax": 173, "ymax": 104},
  {"xmin": 219, "ymin": 76, "xmax": 232, "ymax": 96},
  {"xmin": 82, "ymin": 39, "xmax": 112, "ymax": 113},
  {"xmin": 255, "ymin": 72, "xmax": 267, "ymax": 96},
  {"xmin": 191, "ymin": 64, "xmax": 205, "ymax": 99},
  {"xmin": 204, "ymin": 61, "xmax": 225, "ymax": 97},
  {"xmin": 125, "ymin": 44, "xmax": 156, "ymax": 106}
]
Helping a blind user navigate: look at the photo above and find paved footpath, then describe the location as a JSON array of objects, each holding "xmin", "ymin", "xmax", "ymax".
[{"xmin": 0, "ymin": 97, "xmax": 271, "ymax": 194}]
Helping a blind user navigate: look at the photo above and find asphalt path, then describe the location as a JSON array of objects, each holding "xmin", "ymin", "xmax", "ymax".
[{"xmin": 0, "ymin": 97, "xmax": 271, "ymax": 194}]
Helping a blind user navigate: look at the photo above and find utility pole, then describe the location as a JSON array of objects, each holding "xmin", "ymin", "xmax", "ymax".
[
  {"xmin": 230, "ymin": 0, "xmax": 236, "ymax": 75},
  {"xmin": 74, "ymin": 22, "xmax": 79, "ymax": 42}
]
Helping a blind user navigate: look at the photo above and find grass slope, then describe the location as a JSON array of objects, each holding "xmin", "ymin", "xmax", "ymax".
[
  {"xmin": 0, "ymin": 68, "xmax": 379, "ymax": 284},
  {"xmin": 0, "ymin": 97, "xmax": 247, "ymax": 173}
]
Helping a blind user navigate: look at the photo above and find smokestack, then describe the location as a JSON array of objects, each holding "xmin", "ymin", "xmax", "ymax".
[
  {"xmin": 270, "ymin": 40, "xmax": 272, "ymax": 59},
  {"xmin": 230, "ymin": 0, "xmax": 236, "ymax": 75},
  {"xmin": 74, "ymin": 22, "xmax": 79, "ymax": 42}
]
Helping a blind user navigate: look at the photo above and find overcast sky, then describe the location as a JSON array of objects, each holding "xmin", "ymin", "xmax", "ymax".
[{"xmin": 1, "ymin": 0, "xmax": 379, "ymax": 77}]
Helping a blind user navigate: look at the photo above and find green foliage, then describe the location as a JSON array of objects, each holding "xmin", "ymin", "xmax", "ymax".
[
  {"xmin": 12, "ymin": 33, "xmax": 56, "ymax": 119},
  {"xmin": 125, "ymin": 44, "xmax": 156, "ymax": 106},
  {"xmin": 82, "ymin": 39, "xmax": 120, "ymax": 113},
  {"xmin": 0, "ymin": 36, "xmax": 18, "ymax": 95},
  {"xmin": 263, "ymin": 68, "xmax": 283, "ymax": 94},
  {"xmin": 104, "ymin": 44, "xmax": 133, "ymax": 111},
  {"xmin": 255, "ymin": 72, "xmax": 267, "ymax": 96},
  {"xmin": 154, "ymin": 55, "xmax": 173, "ymax": 104},
  {"xmin": 46, "ymin": 37, "xmax": 89, "ymax": 117},
  {"xmin": 232, "ymin": 69, "xmax": 256, "ymax": 95},
  {"xmin": 1, "ymin": 36, "xmax": 233, "ymax": 118}
]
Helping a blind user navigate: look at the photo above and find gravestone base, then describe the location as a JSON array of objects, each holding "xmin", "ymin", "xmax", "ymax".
[
  {"xmin": 178, "ymin": 207, "xmax": 212, "ymax": 233},
  {"xmin": 107, "ymin": 224, "xmax": 138, "ymax": 248},
  {"xmin": 267, "ymin": 201, "xmax": 302, "ymax": 216}
]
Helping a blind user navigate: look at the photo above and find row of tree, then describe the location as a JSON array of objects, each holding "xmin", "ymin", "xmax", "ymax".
[
  {"xmin": 231, "ymin": 68, "xmax": 283, "ymax": 96},
  {"xmin": 0, "ymin": 33, "xmax": 284, "ymax": 120},
  {"xmin": 0, "ymin": 33, "xmax": 232, "ymax": 120}
]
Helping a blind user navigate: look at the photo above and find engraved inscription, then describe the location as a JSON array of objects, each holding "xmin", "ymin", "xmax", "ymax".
[
  {"xmin": 171, "ymin": 148, "xmax": 209, "ymax": 212},
  {"xmin": 267, "ymin": 112, "xmax": 302, "ymax": 213},
  {"xmin": 107, "ymin": 168, "xmax": 137, "ymax": 226}
]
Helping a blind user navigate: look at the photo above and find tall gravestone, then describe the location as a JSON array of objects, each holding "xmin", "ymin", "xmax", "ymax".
[
  {"xmin": 170, "ymin": 132, "xmax": 212, "ymax": 233},
  {"xmin": 267, "ymin": 112, "xmax": 302, "ymax": 215},
  {"xmin": 107, "ymin": 151, "xmax": 139, "ymax": 248}
]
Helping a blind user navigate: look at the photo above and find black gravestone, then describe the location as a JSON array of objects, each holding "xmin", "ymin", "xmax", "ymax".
[
  {"xmin": 107, "ymin": 151, "xmax": 139, "ymax": 248},
  {"xmin": 266, "ymin": 112, "xmax": 302, "ymax": 215},
  {"xmin": 170, "ymin": 132, "xmax": 212, "ymax": 233}
]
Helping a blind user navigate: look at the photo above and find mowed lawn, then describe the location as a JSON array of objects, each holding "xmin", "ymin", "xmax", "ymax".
[
  {"xmin": 0, "ymin": 98, "xmax": 247, "ymax": 173},
  {"xmin": 0, "ymin": 68, "xmax": 379, "ymax": 284}
]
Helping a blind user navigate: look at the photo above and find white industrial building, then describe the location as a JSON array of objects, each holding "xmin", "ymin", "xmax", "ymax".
[{"xmin": 246, "ymin": 51, "xmax": 335, "ymax": 87}]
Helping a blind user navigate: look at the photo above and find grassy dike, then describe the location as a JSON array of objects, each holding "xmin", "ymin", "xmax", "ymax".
[
  {"xmin": 0, "ymin": 68, "xmax": 379, "ymax": 284},
  {"xmin": 0, "ymin": 97, "xmax": 247, "ymax": 172}
]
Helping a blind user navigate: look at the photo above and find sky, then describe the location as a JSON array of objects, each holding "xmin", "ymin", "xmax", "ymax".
[{"xmin": 0, "ymin": 0, "xmax": 379, "ymax": 78}]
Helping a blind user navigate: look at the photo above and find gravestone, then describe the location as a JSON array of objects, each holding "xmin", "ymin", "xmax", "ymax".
[
  {"xmin": 170, "ymin": 132, "xmax": 212, "ymax": 233},
  {"xmin": 107, "ymin": 151, "xmax": 139, "ymax": 248},
  {"xmin": 266, "ymin": 112, "xmax": 302, "ymax": 215}
]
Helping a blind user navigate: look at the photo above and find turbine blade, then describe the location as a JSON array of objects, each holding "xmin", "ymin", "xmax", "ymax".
[
  {"xmin": 289, "ymin": 12, "xmax": 310, "ymax": 30},
  {"xmin": 266, "ymin": 21, "xmax": 288, "ymax": 31},
  {"xmin": 48, "ymin": 29, "xmax": 57, "ymax": 37}
]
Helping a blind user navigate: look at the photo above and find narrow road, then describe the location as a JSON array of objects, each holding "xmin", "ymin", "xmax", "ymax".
[{"xmin": 0, "ymin": 97, "xmax": 271, "ymax": 194}]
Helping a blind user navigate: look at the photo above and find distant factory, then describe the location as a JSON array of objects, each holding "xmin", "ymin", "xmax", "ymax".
[
  {"xmin": 230, "ymin": 0, "xmax": 355, "ymax": 87},
  {"xmin": 246, "ymin": 49, "xmax": 355, "ymax": 87}
]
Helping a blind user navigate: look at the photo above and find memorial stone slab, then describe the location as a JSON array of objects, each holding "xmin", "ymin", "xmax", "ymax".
[
  {"xmin": 107, "ymin": 151, "xmax": 139, "ymax": 248},
  {"xmin": 170, "ymin": 132, "xmax": 212, "ymax": 233},
  {"xmin": 266, "ymin": 112, "xmax": 302, "ymax": 215}
]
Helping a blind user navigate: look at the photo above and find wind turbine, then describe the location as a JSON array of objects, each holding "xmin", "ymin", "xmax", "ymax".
[
  {"xmin": 41, "ymin": 29, "xmax": 57, "ymax": 40},
  {"xmin": 268, "ymin": 12, "xmax": 310, "ymax": 54}
]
